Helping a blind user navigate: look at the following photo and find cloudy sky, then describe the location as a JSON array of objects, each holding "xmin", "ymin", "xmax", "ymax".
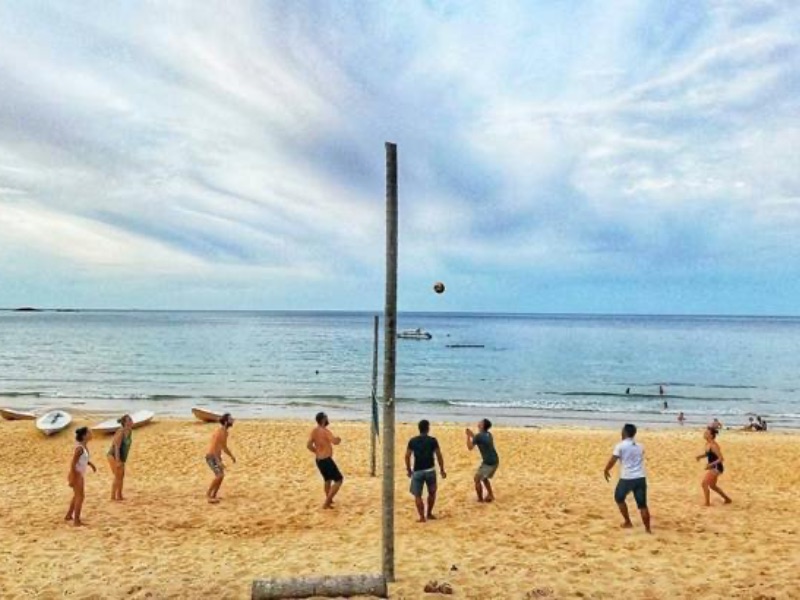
[{"xmin": 0, "ymin": 1, "xmax": 798, "ymax": 314}]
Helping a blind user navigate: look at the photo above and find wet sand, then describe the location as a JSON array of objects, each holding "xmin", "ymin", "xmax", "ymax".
[{"xmin": 1, "ymin": 418, "xmax": 798, "ymax": 599}]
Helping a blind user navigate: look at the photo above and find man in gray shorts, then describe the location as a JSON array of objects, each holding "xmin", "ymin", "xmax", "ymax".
[
  {"xmin": 466, "ymin": 418, "xmax": 499, "ymax": 502},
  {"xmin": 405, "ymin": 420, "xmax": 446, "ymax": 522}
]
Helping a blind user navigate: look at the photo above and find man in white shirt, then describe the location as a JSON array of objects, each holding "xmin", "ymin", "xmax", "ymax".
[{"xmin": 603, "ymin": 423, "xmax": 651, "ymax": 533}]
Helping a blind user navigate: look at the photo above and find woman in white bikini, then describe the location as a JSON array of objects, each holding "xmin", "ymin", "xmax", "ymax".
[{"xmin": 66, "ymin": 426, "xmax": 97, "ymax": 526}]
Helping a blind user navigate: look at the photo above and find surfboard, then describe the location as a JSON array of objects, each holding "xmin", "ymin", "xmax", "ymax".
[
  {"xmin": 91, "ymin": 410, "xmax": 156, "ymax": 434},
  {"xmin": 36, "ymin": 410, "xmax": 72, "ymax": 436},
  {"xmin": 0, "ymin": 408, "xmax": 36, "ymax": 421},
  {"xmin": 192, "ymin": 407, "xmax": 224, "ymax": 423}
]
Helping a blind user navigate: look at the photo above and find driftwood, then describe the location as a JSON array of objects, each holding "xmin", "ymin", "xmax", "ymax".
[{"xmin": 251, "ymin": 574, "xmax": 388, "ymax": 599}]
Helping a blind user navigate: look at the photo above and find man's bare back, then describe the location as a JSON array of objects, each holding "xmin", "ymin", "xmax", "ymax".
[{"xmin": 309, "ymin": 426, "xmax": 337, "ymax": 459}]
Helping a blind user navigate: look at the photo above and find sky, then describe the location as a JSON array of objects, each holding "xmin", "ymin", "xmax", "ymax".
[{"xmin": 0, "ymin": 1, "xmax": 798, "ymax": 314}]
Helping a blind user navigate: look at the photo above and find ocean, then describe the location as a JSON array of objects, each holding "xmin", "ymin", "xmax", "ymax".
[{"xmin": 1, "ymin": 310, "xmax": 798, "ymax": 429}]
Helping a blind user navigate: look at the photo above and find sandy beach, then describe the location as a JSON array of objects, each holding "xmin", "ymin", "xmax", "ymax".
[{"xmin": 1, "ymin": 417, "xmax": 798, "ymax": 599}]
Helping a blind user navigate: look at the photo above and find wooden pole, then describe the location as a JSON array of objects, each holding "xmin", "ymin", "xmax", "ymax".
[
  {"xmin": 370, "ymin": 314, "xmax": 379, "ymax": 477},
  {"xmin": 381, "ymin": 142, "xmax": 398, "ymax": 582},
  {"xmin": 252, "ymin": 574, "xmax": 387, "ymax": 599}
]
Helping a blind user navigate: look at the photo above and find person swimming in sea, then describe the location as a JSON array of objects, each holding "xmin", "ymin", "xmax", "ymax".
[
  {"xmin": 695, "ymin": 427, "xmax": 732, "ymax": 507},
  {"xmin": 66, "ymin": 427, "xmax": 97, "ymax": 526},
  {"xmin": 107, "ymin": 414, "xmax": 133, "ymax": 501}
]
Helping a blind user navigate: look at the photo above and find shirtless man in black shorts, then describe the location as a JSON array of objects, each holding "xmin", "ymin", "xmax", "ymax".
[{"xmin": 307, "ymin": 412, "xmax": 343, "ymax": 509}]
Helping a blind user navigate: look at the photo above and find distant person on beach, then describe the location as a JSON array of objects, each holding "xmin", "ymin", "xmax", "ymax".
[
  {"xmin": 744, "ymin": 417, "xmax": 757, "ymax": 431},
  {"xmin": 466, "ymin": 419, "xmax": 499, "ymax": 502},
  {"xmin": 678, "ymin": 412, "xmax": 686, "ymax": 426},
  {"xmin": 603, "ymin": 423, "xmax": 651, "ymax": 533},
  {"xmin": 659, "ymin": 385, "xmax": 665, "ymax": 396},
  {"xmin": 107, "ymin": 414, "xmax": 133, "ymax": 501},
  {"xmin": 663, "ymin": 400, "xmax": 669, "ymax": 410},
  {"xmin": 756, "ymin": 416, "xmax": 766, "ymax": 431},
  {"xmin": 405, "ymin": 419, "xmax": 446, "ymax": 522},
  {"xmin": 695, "ymin": 427, "xmax": 732, "ymax": 506},
  {"xmin": 709, "ymin": 418, "xmax": 723, "ymax": 433},
  {"xmin": 625, "ymin": 388, "xmax": 630, "ymax": 395},
  {"xmin": 307, "ymin": 412, "xmax": 343, "ymax": 509},
  {"xmin": 66, "ymin": 427, "xmax": 96, "ymax": 527},
  {"xmin": 205, "ymin": 413, "xmax": 236, "ymax": 504}
]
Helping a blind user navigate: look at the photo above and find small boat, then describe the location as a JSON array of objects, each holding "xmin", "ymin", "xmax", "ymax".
[
  {"xmin": 0, "ymin": 408, "xmax": 37, "ymax": 421},
  {"xmin": 36, "ymin": 410, "xmax": 72, "ymax": 436},
  {"xmin": 192, "ymin": 407, "xmax": 224, "ymax": 423},
  {"xmin": 397, "ymin": 328, "xmax": 432, "ymax": 340},
  {"xmin": 91, "ymin": 410, "xmax": 156, "ymax": 434}
]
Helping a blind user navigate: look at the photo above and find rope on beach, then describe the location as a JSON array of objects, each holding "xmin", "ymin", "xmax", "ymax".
[{"xmin": 251, "ymin": 574, "xmax": 387, "ymax": 599}]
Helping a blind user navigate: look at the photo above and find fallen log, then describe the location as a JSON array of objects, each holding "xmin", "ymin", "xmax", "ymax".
[{"xmin": 251, "ymin": 574, "xmax": 388, "ymax": 599}]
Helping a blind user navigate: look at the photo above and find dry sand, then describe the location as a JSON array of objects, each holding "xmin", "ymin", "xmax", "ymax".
[{"xmin": 1, "ymin": 417, "xmax": 798, "ymax": 599}]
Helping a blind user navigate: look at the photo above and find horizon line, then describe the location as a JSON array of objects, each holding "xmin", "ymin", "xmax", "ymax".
[{"xmin": 2, "ymin": 307, "xmax": 800, "ymax": 319}]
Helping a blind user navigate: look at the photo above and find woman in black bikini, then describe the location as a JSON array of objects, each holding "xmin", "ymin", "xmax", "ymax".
[{"xmin": 695, "ymin": 427, "xmax": 732, "ymax": 506}]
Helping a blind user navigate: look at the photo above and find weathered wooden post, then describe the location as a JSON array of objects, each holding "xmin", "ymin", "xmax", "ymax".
[
  {"xmin": 370, "ymin": 314, "xmax": 379, "ymax": 477},
  {"xmin": 382, "ymin": 142, "xmax": 398, "ymax": 582}
]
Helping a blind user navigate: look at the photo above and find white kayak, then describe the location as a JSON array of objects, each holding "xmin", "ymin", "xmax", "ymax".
[
  {"xmin": 36, "ymin": 410, "xmax": 72, "ymax": 436},
  {"xmin": 192, "ymin": 407, "xmax": 224, "ymax": 423},
  {"xmin": 0, "ymin": 408, "xmax": 36, "ymax": 421},
  {"xmin": 91, "ymin": 410, "xmax": 156, "ymax": 434}
]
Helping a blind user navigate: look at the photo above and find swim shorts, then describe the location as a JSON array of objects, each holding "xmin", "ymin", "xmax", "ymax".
[
  {"xmin": 614, "ymin": 477, "xmax": 648, "ymax": 509},
  {"xmin": 205, "ymin": 454, "xmax": 224, "ymax": 476},
  {"xmin": 476, "ymin": 463, "xmax": 498, "ymax": 480},
  {"xmin": 410, "ymin": 469, "xmax": 437, "ymax": 496},
  {"xmin": 316, "ymin": 457, "xmax": 344, "ymax": 483}
]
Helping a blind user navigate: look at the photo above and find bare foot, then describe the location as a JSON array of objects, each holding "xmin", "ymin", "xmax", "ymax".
[
  {"xmin": 485, "ymin": 496, "xmax": 495, "ymax": 503},
  {"xmin": 477, "ymin": 498, "xmax": 485, "ymax": 503},
  {"xmin": 208, "ymin": 498, "xmax": 220, "ymax": 504},
  {"xmin": 620, "ymin": 522, "xmax": 633, "ymax": 529},
  {"xmin": 645, "ymin": 528, "xmax": 652, "ymax": 534},
  {"xmin": 724, "ymin": 498, "xmax": 732, "ymax": 504},
  {"xmin": 427, "ymin": 514, "xmax": 437, "ymax": 520},
  {"xmin": 417, "ymin": 517, "xmax": 426, "ymax": 523},
  {"xmin": 73, "ymin": 520, "xmax": 86, "ymax": 527},
  {"xmin": 323, "ymin": 502, "xmax": 334, "ymax": 510}
]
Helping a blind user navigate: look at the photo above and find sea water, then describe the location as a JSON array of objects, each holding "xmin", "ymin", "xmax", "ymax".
[{"xmin": 1, "ymin": 310, "xmax": 798, "ymax": 429}]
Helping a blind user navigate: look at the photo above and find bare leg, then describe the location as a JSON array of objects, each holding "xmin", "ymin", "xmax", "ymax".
[
  {"xmin": 483, "ymin": 480, "xmax": 495, "ymax": 502},
  {"xmin": 474, "ymin": 476, "xmax": 484, "ymax": 502},
  {"xmin": 118, "ymin": 464, "xmax": 125, "ymax": 501},
  {"xmin": 414, "ymin": 496, "xmax": 426, "ymax": 522},
  {"xmin": 710, "ymin": 483, "xmax": 732, "ymax": 504},
  {"xmin": 427, "ymin": 488, "xmax": 437, "ymax": 519},
  {"xmin": 702, "ymin": 473, "xmax": 713, "ymax": 506},
  {"xmin": 207, "ymin": 474, "xmax": 224, "ymax": 502},
  {"xmin": 324, "ymin": 480, "xmax": 331, "ymax": 503},
  {"xmin": 108, "ymin": 456, "xmax": 118, "ymax": 500},
  {"xmin": 640, "ymin": 508, "xmax": 652, "ymax": 533},
  {"xmin": 323, "ymin": 480, "xmax": 342, "ymax": 508},
  {"xmin": 617, "ymin": 502, "xmax": 633, "ymax": 528},
  {"xmin": 73, "ymin": 477, "xmax": 86, "ymax": 526},
  {"xmin": 65, "ymin": 495, "xmax": 76, "ymax": 521}
]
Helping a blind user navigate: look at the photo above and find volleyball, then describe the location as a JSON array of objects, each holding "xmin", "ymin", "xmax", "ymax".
[{"xmin": 433, "ymin": 281, "xmax": 445, "ymax": 294}]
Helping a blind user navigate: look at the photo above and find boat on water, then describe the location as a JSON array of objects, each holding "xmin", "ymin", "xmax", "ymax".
[{"xmin": 397, "ymin": 328, "xmax": 432, "ymax": 340}]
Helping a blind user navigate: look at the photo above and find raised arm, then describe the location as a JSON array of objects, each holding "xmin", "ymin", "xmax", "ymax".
[{"xmin": 465, "ymin": 428, "xmax": 475, "ymax": 451}]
